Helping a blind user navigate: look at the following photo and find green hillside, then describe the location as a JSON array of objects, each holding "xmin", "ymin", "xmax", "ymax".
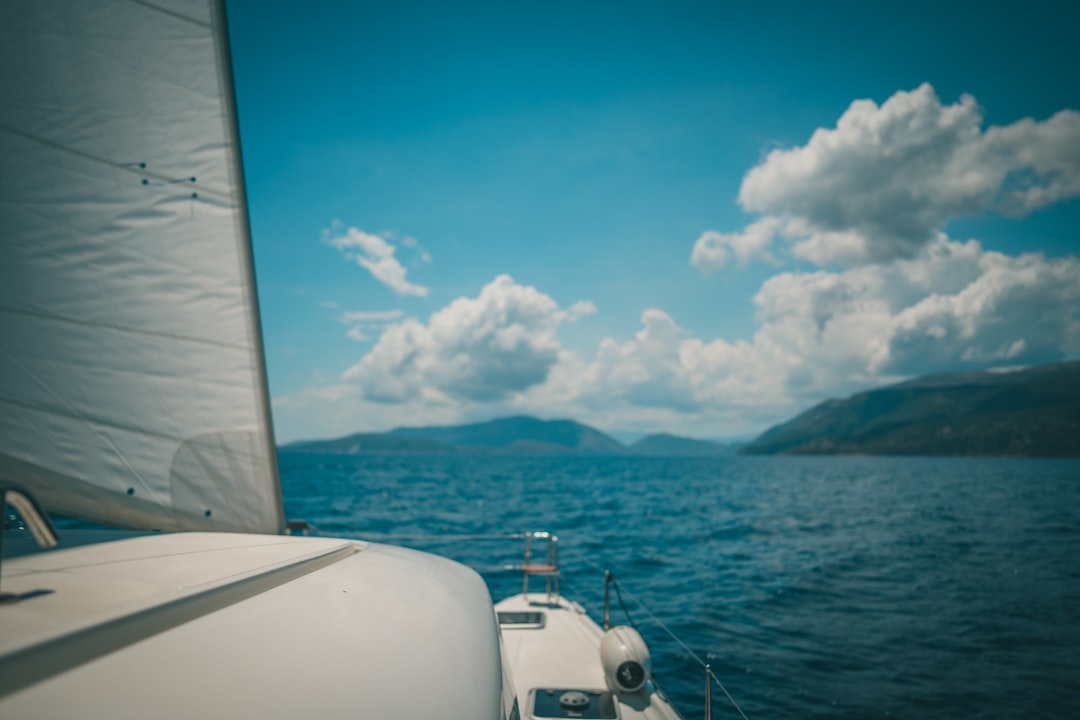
[{"xmin": 741, "ymin": 361, "xmax": 1080, "ymax": 457}]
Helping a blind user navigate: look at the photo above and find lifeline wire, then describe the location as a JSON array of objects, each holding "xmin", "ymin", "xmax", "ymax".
[{"xmin": 567, "ymin": 550, "xmax": 751, "ymax": 720}]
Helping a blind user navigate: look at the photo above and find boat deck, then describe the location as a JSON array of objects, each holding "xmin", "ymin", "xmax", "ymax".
[
  {"xmin": 496, "ymin": 592, "xmax": 683, "ymax": 720},
  {"xmin": 1, "ymin": 532, "xmax": 505, "ymax": 719}
]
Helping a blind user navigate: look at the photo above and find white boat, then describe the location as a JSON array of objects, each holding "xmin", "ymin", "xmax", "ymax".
[{"xmin": 0, "ymin": 2, "xmax": 699, "ymax": 718}]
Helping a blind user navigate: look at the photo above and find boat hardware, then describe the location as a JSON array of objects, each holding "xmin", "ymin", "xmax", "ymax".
[
  {"xmin": 286, "ymin": 519, "xmax": 318, "ymax": 536},
  {"xmin": 603, "ymin": 570, "xmax": 612, "ymax": 630},
  {"xmin": 0, "ymin": 483, "xmax": 59, "ymax": 601},
  {"xmin": 579, "ymin": 556, "xmax": 750, "ymax": 720},
  {"xmin": 705, "ymin": 664, "xmax": 712, "ymax": 720},
  {"xmin": 340, "ymin": 530, "xmax": 753, "ymax": 719},
  {"xmin": 520, "ymin": 531, "xmax": 559, "ymax": 601}
]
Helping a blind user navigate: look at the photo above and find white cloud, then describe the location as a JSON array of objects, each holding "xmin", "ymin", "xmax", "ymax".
[
  {"xmin": 534, "ymin": 236, "xmax": 1080, "ymax": 427},
  {"xmin": 984, "ymin": 110, "xmax": 1080, "ymax": 215},
  {"xmin": 884, "ymin": 244, "xmax": 1080, "ymax": 373},
  {"xmin": 346, "ymin": 326, "xmax": 370, "ymax": 342},
  {"xmin": 337, "ymin": 309, "xmax": 405, "ymax": 343},
  {"xmin": 276, "ymin": 87, "xmax": 1080, "ymax": 442},
  {"xmin": 276, "ymin": 237, "xmax": 1079, "ymax": 441},
  {"xmin": 341, "ymin": 274, "xmax": 594, "ymax": 403},
  {"xmin": 566, "ymin": 300, "xmax": 598, "ymax": 321},
  {"xmin": 325, "ymin": 224, "xmax": 429, "ymax": 297},
  {"xmin": 583, "ymin": 309, "xmax": 704, "ymax": 412},
  {"xmin": 340, "ymin": 310, "xmax": 406, "ymax": 323},
  {"xmin": 749, "ymin": 236, "xmax": 1080, "ymax": 389},
  {"xmin": 271, "ymin": 383, "xmax": 468, "ymax": 443},
  {"xmin": 399, "ymin": 234, "xmax": 433, "ymax": 265},
  {"xmin": 714, "ymin": 83, "xmax": 1080, "ymax": 266},
  {"xmin": 690, "ymin": 217, "xmax": 782, "ymax": 271}
]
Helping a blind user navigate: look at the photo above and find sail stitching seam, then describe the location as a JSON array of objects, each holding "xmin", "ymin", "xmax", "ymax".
[
  {"xmin": 127, "ymin": 0, "xmax": 211, "ymax": 29},
  {"xmin": 0, "ymin": 305, "xmax": 248, "ymax": 352},
  {"xmin": 0, "ymin": 121, "xmax": 231, "ymax": 201},
  {"xmin": 0, "ymin": 402, "xmax": 264, "ymax": 466}
]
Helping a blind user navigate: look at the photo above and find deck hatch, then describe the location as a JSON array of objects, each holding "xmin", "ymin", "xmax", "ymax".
[
  {"xmin": 530, "ymin": 689, "xmax": 617, "ymax": 719},
  {"xmin": 497, "ymin": 611, "xmax": 545, "ymax": 629}
]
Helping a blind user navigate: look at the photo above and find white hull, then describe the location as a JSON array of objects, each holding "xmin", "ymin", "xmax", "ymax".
[
  {"xmin": 1, "ymin": 532, "xmax": 507, "ymax": 719},
  {"xmin": 1, "ymin": 531, "xmax": 690, "ymax": 720}
]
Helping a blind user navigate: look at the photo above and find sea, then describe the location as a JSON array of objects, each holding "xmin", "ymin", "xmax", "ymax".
[{"xmin": 278, "ymin": 453, "xmax": 1080, "ymax": 720}]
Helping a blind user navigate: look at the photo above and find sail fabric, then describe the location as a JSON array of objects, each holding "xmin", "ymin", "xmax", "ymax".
[{"xmin": 0, "ymin": 0, "xmax": 284, "ymax": 533}]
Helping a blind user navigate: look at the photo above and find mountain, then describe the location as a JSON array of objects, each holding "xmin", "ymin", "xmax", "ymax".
[
  {"xmin": 283, "ymin": 433, "xmax": 456, "ymax": 455},
  {"xmin": 388, "ymin": 415, "xmax": 626, "ymax": 455},
  {"xmin": 628, "ymin": 433, "xmax": 738, "ymax": 456},
  {"xmin": 283, "ymin": 417, "xmax": 755, "ymax": 457},
  {"xmin": 283, "ymin": 416, "xmax": 627, "ymax": 456},
  {"xmin": 741, "ymin": 361, "xmax": 1080, "ymax": 457}
]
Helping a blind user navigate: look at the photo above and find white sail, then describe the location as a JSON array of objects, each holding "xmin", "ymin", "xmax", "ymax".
[{"xmin": 0, "ymin": 0, "xmax": 283, "ymax": 533}]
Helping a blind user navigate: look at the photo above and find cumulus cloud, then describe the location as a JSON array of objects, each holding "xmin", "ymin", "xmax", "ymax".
[
  {"xmin": 337, "ymin": 309, "xmax": 405, "ymax": 343},
  {"xmin": 583, "ymin": 309, "xmax": 703, "ymax": 412},
  {"xmin": 690, "ymin": 217, "xmax": 782, "ymax": 271},
  {"xmin": 341, "ymin": 310, "xmax": 406, "ymax": 323},
  {"xmin": 566, "ymin": 300, "xmax": 598, "ymax": 321},
  {"xmin": 346, "ymin": 326, "xmax": 370, "ymax": 342},
  {"xmin": 324, "ymin": 223, "xmax": 429, "ymax": 297},
  {"xmin": 280, "ymin": 86, "xmax": 1079, "ymax": 442},
  {"xmin": 700, "ymin": 83, "xmax": 1080, "ymax": 267},
  {"xmin": 565, "ymin": 236, "xmax": 1080, "ymax": 422},
  {"xmin": 342, "ymin": 275, "xmax": 594, "ymax": 403},
  {"xmin": 270, "ymin": 382, "xmax": 470, "ymax": 444},
  {"xmin": 884, "ymin": 244, "xmax": 1080, "ymax": 373},
  {"xmin": 276, "ymin": 236, "xmax": 1079, "ymax": 441},
  {"xmin": 399, "ymin": 234, "xmax": 433, "ymax": 265}
]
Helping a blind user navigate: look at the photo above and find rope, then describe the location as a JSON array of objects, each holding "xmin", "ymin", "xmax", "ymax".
[{"xmin": 610, "ymin": 574, "xmax": 639, "ymax": 630}]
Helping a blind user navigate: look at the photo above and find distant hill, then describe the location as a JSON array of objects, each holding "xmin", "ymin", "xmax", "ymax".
[
  {"xmin": 388, "ymin": 415, "xmax": 626, "ymax": 455},
  {"xmin": 283, "ymin": 432, "xmax": 456, "ymax": 455},
  {"xmin": 281, "ymin": 416, "xmax": 747, "ymax": 457},
  {"xmin": 629, "ymin": 433, "xmax": 738, "ymax": 456},
  {"xmin": 741, "ymin": 361, "xmax": 1080, "ymax": 457},
  {"xmin": 283, "ymin": 416, "xmax": 628, "ymax": 456}
]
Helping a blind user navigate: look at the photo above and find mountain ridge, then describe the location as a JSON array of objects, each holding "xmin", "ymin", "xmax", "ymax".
[
  {"xmin": 628, "ymin": 433, "xmax": 740, "ymax": 456},
  {"xmin": 281, "ymin": 361, "xmax": 1080, "ymax": 458},
  {"xmin": 740, "ymin": 361, "xmax": 1080, "ymax": 457},
  {"xmin": 387, "ymin": 415, "xmax": 626, "ymax": 455},
  {"xmin": 281, "ymin": 416, "xmax": 734, "ymax": 456}
]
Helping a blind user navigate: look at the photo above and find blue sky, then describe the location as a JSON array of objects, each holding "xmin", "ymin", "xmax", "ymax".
[{"xmin": 226, "ymin": 1, "xmax": 1080, "ymax": 443}]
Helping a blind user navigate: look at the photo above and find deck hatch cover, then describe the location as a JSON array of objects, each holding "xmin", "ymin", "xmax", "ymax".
[
  {"xmin": 497, "ymin": 611, "xmax": 545, "ymax": 628},
  {"xmin": 531, "ymin": 689, "xmax": 617, "ymax": 719}
]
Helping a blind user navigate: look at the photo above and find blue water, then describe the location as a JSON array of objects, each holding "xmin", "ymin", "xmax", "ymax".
[{"xmin": 279, "ymin": 453, "xmax": 1080, "ymax": 719}]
